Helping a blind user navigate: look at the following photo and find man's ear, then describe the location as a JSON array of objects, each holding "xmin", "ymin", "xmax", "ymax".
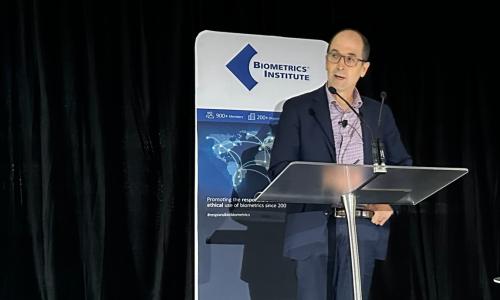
[{"xmin": 361, "ymin": 62, "xmax": 370, "ymax": 77}]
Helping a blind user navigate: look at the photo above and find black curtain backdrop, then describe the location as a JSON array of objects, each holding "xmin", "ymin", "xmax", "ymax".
[{"xmin": 1, "ymin": 0, "xmax": 499, "ymax": 299}]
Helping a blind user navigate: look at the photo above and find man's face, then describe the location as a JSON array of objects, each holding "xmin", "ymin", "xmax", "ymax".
[{"xmin": 326, "ymin": 31, "xmax": 370, "ymax": 95}]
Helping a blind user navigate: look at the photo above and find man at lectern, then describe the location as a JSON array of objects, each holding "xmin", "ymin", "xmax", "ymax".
[{"xmin": 269, "ymin": 29, "xmax": 412, "ymax": 299}]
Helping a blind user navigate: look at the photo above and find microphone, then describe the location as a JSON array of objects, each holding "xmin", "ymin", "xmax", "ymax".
[
  {"xmin": 338, "ymin": 119, "xmax": 348, "ymax": 128},
  {"xmin": 377, "ymin": 91, "xmax": 387, "ymax": 128},
  {"xmin": 373, "ymin": 91, "xmax": 387, "ymax": 172},
  {"xmin": 328, "ymin": 86, "xmax": 387, "ymax": 173}
]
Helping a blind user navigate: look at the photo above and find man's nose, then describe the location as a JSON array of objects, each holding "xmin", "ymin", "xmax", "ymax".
[{"xmin": 336, "ymin": 57, "xmax": 347, "ymax": 69}]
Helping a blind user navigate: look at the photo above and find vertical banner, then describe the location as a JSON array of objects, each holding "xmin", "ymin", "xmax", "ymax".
[{"xmin": 195, "ymin": 30, "xmax": 327, "ymax": 300}]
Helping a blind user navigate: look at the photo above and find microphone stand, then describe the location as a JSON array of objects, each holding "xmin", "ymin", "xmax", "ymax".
[{"xmin": 328, "ymin": 86, "xmax": 387, "ymax": 174}]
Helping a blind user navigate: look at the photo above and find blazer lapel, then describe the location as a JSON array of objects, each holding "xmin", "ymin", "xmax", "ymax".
[{"xmin": 310, "ymin": 90, "xmax": 336, "ymax": 161}]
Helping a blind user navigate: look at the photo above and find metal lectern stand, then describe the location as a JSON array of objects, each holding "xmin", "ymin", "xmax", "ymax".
[{"xmin": 255, "ymin": 162, "xmax": 468, "ymax": 300}]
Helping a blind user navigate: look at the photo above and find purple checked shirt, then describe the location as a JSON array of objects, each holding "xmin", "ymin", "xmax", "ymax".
[{"xmin": 325, "ymin": 85, "xmax": 364, "ymax": 165}]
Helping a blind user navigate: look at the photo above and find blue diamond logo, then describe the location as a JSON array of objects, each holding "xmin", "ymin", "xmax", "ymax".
[{"xmin": 226, "ymin": 44, "xmax": 258, "ymax": 91}]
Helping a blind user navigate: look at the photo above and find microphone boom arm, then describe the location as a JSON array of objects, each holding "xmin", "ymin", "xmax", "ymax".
[{"xmin": 328, "ymin": 86, "xmax": 387, "ymax": 173}]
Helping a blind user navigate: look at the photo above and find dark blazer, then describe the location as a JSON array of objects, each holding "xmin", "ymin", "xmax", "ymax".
[{"xmin": 269, "ymin": 85, "xmax": 412, "ymax": 260}]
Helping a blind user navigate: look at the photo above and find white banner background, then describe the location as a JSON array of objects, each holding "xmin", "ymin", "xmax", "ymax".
[{"xmin": 195, "ymin": 30, "xmax": 327, "ymax": 300}]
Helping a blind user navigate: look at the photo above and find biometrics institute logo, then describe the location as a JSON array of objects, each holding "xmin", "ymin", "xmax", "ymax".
[
  {"xmin": 226, "ymin": 43, "xmax": 312, "ymax": 91},
  {"xmin": 226, "ymin": 44, "xmax": 258, "ymax": 91}
]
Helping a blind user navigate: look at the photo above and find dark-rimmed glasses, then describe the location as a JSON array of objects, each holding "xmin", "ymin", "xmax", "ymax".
[{"xmin": 326, "ymin": 51, "xmax": 367, "ymax": 67}]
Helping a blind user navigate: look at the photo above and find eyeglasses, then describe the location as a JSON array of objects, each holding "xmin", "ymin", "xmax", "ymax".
[{"xmin": 326, "ymin": 51, "xmax": 367, "ymax": 67}]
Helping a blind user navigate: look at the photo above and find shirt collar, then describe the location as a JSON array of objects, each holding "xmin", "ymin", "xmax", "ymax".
[{"xmin": 325, "ymin": 85, "xmax": 363, "ymax": 111}]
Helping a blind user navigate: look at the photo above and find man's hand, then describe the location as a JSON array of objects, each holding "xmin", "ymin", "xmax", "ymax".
[{"xmin": 366, "ymin": 204, "xmax": 393, "ymax": 226}]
